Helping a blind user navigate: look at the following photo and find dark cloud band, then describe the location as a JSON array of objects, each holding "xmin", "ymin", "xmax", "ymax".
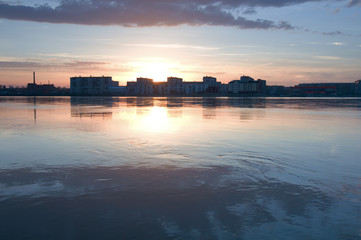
[
  {"xmin": 0, "ymin": 60, "xmax": 107, "ymax": 70},
  {"xmin": 348, "ymin": 0, "xmax": 361, "ymax": 6},
  {"xmin": 0, "ymin": 0, "xmax": 305, "ymax": 29}
]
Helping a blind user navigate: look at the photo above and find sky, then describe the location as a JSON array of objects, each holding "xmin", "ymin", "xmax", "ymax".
[{"xmin": 0, "ymin": 0, "xmax": 360, "ymax": 87}]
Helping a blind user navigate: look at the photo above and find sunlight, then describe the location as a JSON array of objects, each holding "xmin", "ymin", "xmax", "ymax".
[
  {"xmin": 133, "ymin": 60, "xmax": 181, "ymax": 82},
  {"xmin": 135, "ymin": 107, "xmax": 171, "ymax": 133}
]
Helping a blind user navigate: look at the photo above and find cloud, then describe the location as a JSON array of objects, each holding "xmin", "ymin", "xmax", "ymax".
[
  {"xmin": 210, "ymin": 0, "xmax": 321, "ymax": 7},
  {"xmin": 120, "ymin": 43, "xmax": 219, "ymax": 51},
  {"xmin": 328, "ymin": 42, "xmax": 345, "ymax": 46},
  {"xmin": 348, "ymin": 0, "xmax": 361, "ymax": 7},
  {"xmin": 0, "ymin": 0, "xmax": 302, "ymax": 29},
  {"xmin": 322, "ymin": 31, "xmax": 343, "ymax": 36},
  {"xmin": 315, "ymin": 56, "xmax": 341, "ymax": 60},
  {"xmin": 0, "ymin": 60, "xmax": 108, "ymax": 70},
  {"xmin": 0, "ymin": 1, "xmax": 21, "ymax": 4},
  {"xmin": 63, "ymin": 60, "xmax": 107, "ymax": 68},
  {"xmin": 0, "ymin": 59, "xmax": 133, "ymax": 76},
  {"xmin": 242, "ymin": 8, "xmax": 257, "ymax": 15},
  {"xmin": 0, "ymin": 61, "xmax": 42, "ymax": 68}
]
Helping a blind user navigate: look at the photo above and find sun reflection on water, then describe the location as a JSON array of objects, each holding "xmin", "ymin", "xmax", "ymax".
[{"xmin": 133, "ymin": 106, "xmax": 172, "ymax": 133}]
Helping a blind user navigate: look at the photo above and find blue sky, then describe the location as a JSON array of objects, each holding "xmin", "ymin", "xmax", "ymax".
[{"xmin": 0, "ymin": 0, "xmax": 360, "ymax": 87}]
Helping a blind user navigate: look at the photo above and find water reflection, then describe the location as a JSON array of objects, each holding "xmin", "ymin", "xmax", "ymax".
[
  {"xmin": 0, "ymin": 96, "xmax": 361, "ymax": 239},
  {"xmin": 65, "ymin": 96, "xmax": 361, "ymax": 123},
  {"xmin": 1, "ymin": 96, "xmax": 360, "ymax": 109},
  {"xmin": 0, "ymin": 166, "xmax": 359, "ymax": 239},
  {"xmin": 203, "ymin": 108, "xmax": 216, "ymax": 119},
  {"xmin": 33, "ymin": 96, "xmax": 37, "ymax": 125},
  {"xmin": 135, "ymin": 107, "xmax": 170, "ymax": 133},
  {"xmin": 70, "ymin": 96, "xmax": 118, "ymax": 107}
]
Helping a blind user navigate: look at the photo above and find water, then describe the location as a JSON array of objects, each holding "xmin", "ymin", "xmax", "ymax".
[{"xmin": 0, "ymin": 96, "xmax": 360, "ymax": 239}]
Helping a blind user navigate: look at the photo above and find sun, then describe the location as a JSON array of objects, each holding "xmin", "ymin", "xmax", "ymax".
[{"xmin": 133, "ymin": 59, "xmax": 180, "ymax": 82}]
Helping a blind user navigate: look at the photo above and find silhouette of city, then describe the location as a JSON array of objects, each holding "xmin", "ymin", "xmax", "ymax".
[{"xmin": 1, "ymin": 72, "xmax": 360, "ymax": 97}]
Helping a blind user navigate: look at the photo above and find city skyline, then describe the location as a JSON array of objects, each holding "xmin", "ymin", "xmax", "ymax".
[{"xmin": 1, "ymin": 0, "xmax": 361, "ymax": 87}]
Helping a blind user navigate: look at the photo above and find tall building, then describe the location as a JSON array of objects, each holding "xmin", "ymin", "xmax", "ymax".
[
  {"xmin": 256, "ymin": 79, "xmax": 267, "ymax": 95},
  {"xmin": 126, "ymin": 77, "xmax": 154, "ymax": 95},
  {"xmin": 229, "ymin": 76, "xmax": 257, "ymax": 94},
  {"xmin": 137, "ymin": 77, "xmax": 154, "ymax": 95},
  {"xmin": 203, "ymin": 76, "xmax": 220, "ymax": 94},
  {"xmin": 70, "ymin": 76, "xmax": 118, "ymax": 95},
  {"xmin": 203, "ymin": 76, "xmax": 217, "ymax": 86},
  {"xmin": 166, "ymin": 77, "xmax": 183, "ymax": 94}
]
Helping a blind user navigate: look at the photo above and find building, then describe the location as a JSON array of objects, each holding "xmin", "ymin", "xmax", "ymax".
[
  {"xmin": 26, "ymin": 72, "xmax": 57, "ymax": 95},
  {"xmin": 266, "ymin": 85, "xmax": 289, "ymax": 96},
  {"xmin": 153, "ymin": 82, "xmax": 167, "ymax": 95},
  {"xmin": 203, "ymin": 76, "xmax": 221, "ymax": 94},
  {"xmin": 27, "ymin": 83, "xmax": 57, "ymax": 95},
  {"xmin": 291, "ymin": 83, "xmax": 355, "ymax": 96},
  {"xmin": 124, "ymin": 74, "xmax": 269, "ymax": 96},
  {"xmin": 126, "ymin": 77, "xmax": 154, "ymax": 96},
  {"xmin": 136, "ymin": 77, "xmax": 154, "ymax": 95},
  {"xmin": 240, "ymin": 76, "xmax": 254, "ymax": 82},
  {"xmin": 228, "ymin": 76, "xmax": 265, "ymax": 95},
  {"xmin": 182, "ymin": 82, "xmax": 205, "ymax": 95},
  {"xmin": 70, "ymin": 76, "xmax": 119, "ymax": 95},
  {"xmin": 355, "ymin": 80, "xmax": 361, "ymax": 95},
  {"xmin": 166, "ymin": 77, "xmax": 183, "ymax": 95},
  {"xmin": 256, "ymin": 79, "xmax": 267, "ymax": 95}
]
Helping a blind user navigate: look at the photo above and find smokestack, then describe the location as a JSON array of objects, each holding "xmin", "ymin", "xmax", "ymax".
[{"xmin": 33, "ymin": 71, "xmax": 36, "ymax": 84}]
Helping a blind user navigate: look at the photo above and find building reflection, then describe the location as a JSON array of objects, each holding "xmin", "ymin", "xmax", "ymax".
[
  {"xmin": 70, "ymin": 96, "xmax": 118, "ymax": 108},
  {"xmin": 18, "ymin": 96, "xmax": 339, "ymax": 124},
  {"xmin": 51, "ymin": 96, "xmax": 361, "ymax": 121},
  {"xmin": 203, "ymin": 108, "xmax": 216, "ymax": 119},
  {"xmin": 165, "ymin": 97, "xmax": 183, "ymax": 108},
  {"xmin": 167, "ymin": 109, "xmax": 182, "ymax": 118},
  {"xmin": 202, "ymin": 97, "xmax": 220, "ymax": 108},
  {"xmin": 238, "ymin": 109, "xmax": 267, "ymax": 121},
  {"xmin": 126, "ymin": 97, "xmax": 154, "ymax": 107},
  {"xmin": 1, "ymin": 96, "xmax": 358, "ymax": 111},
  {"xmin": 33, "ymin": 96, "xmax": 37, "ymax": 125},
  {"xmin": 67, "ymin": 96, "xmax": 272, "ymax": 121},
  {"xmin": 71, "ymin": 111, "xmax": 113, "ymax": 118},
  {"xmin": 227, "ymin": 97, "xmax": 267, "ymax": 108},
  {"xmin": 70, "ymin": 97, "xmax": 113, "ymax": 118}
]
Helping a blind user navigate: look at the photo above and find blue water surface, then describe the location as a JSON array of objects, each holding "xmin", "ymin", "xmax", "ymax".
[{"xmin": 0, "ymin": 97, "xmax": 360, "ymax": 239}]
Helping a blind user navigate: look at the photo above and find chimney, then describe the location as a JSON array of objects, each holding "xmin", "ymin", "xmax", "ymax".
[{"xmin": 33, "ymin": 71, "xmax": 36, "ymax": 84}]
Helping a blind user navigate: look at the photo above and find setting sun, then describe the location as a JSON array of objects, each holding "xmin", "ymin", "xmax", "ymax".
[{"xmin": 132, "ymin": 59, "xmax": 181, "ymax": 82}]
